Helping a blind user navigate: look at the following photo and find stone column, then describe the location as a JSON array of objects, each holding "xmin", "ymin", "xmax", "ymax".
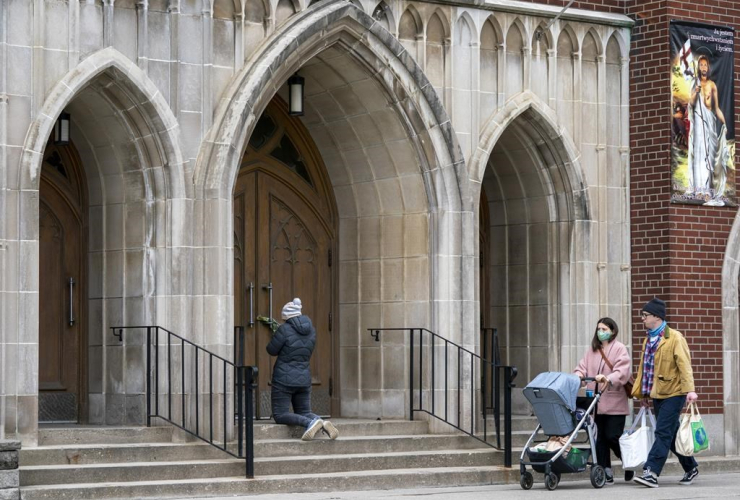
[
  {"xmin": 68, "ymin": 0, "xmax": 80, "ymax": 68},
  {"xmin": 136, "ymin": 1, "xmax": 149, "ymax": 73},
  {"xmin": 234, "ymin": 11, "xmax": 245, "ymax": 68},
  {"xmin": 103, "ymin": 0, "xmax": 114, "ymax": 47},
  {"xmin": 495, "ymin": 42, "xmax": 505, "ymax": 107},
  {"xmin": 168, "ymin": 1, "xmax": 180, "ymax": 112},
  {"xmin": 0, "ymin": 0, "xmax": 7, "ymax": 443},
  {"xmin": 0, "ymin": 440, "xmax": 20, "ymax": 500},
  {"xmin": 202, "ymin": 6, "xmax": 213, "ymax": 133},
  {"xmin": 572, "ymin": 50, "xmax": 582, "ymax": 148},
  {"xmin": 547, "ymin": 48, "xmax": 556, "ymax": 110},
  {"xmin": 596, "ymin": 54, "xmax": 607, "ymax": 310}
]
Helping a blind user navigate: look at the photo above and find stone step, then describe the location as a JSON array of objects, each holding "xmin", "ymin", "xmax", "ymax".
[
  {"xmin": 253, "ymin": 419, "xmax": 428, "ymax": 439},
  {"xmin": 38, "ymin": 426, "xmax": 174, "ymax": 446},
  {"xmin": 20, "ymin": 449, "xmax": 502, "ymax": 486},
  {"xmin": 485, "ymin": 414, "xmax": 539, "ymax": 432},
  {"xmin": 22, "ymin": 456, "xmax": 740, "ymax": 500},
  {"xmin": 37, "ymin": 419, "xmax": 428, "ymax": 446},
  {"xmin": 20, "ymin": 465, "xmax": 513, "ymax": 500},
  {"xmin": 21, "ymin": 434, "xmax": 487, "ymax": 465}
]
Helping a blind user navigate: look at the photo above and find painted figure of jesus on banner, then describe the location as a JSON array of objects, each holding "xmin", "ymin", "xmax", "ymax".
[{"xmin": 670, "ymin": 21, "xmax": 735, "ymax": 206}]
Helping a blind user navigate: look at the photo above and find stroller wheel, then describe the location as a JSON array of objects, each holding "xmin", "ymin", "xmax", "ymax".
[
  {"xmin": 520, "ymin": 471, "xmax": 534, "ymax": 490},
  {"xmin": 544, "ymin": 472, "xmax": 559, "ymax": 491},
  {"xmin": 590, "ymin": 465, "xmax": 606, "ymax": 488}
]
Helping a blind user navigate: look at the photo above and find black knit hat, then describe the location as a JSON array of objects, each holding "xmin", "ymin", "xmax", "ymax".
[{"xmin": 642, "ymin": 297, "xmax": 666, "ymax": 320}]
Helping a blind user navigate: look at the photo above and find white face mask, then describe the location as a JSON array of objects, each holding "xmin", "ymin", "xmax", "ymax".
[{"xmin": 597, "ymin": 330, "xmax": 612, "ymax": 342}]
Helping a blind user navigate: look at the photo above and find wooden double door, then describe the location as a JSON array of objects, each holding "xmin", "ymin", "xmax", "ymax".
[
  {"xmin": 38, "ymin": 141, "xmax": 87, "ymax": 422},
  {"xmin": 233, "ymin": 101, "xmax": 337, "ymax": 418}
]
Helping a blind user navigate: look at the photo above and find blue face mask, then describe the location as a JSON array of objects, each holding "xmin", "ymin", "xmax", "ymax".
[{"xmin": 597, "ymin": 330, "xmax": 612, "ymax": 342}]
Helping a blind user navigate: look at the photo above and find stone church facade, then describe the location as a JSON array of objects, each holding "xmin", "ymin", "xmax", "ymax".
[{"xmin": 0, "ymin": 0, "xmax": 640, "ymax": 448}]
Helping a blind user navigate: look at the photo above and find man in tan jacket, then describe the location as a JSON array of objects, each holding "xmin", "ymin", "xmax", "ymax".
[{"xmin": 631, "ymin": 297, "xmax": 699, "ymax": 488}]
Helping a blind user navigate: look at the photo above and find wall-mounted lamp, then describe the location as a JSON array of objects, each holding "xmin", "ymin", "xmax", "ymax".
[
  {"xmin": 54, "ymin": 112, "xmax": 71, "ymax": 145},
  {"xmin": 288, "ymin": 73, "xmax": 305, "ymax": 116}
]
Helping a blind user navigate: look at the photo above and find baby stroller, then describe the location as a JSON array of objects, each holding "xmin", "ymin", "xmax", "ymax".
[{"xmin": 518, "ymin": 372, "xmax": 606, "ymax": 491}]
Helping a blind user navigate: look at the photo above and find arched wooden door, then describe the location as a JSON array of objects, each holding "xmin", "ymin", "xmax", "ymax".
[
  {"xmin": 38, "ymin": 140, "xmax": 87, "ymax": 422},
  {"xmin": 234, "ymin": 99, "xmax": 337, "ymax": 418}
]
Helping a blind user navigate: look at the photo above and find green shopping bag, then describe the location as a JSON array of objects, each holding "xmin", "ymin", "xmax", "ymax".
[{"xmin": 676, "ymin": 402, "xmax": 710, "ymax": 456}]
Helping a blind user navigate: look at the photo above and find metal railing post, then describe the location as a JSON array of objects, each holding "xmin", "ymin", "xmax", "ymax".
[
  {"xmin": 237, "ymin": 366, "xmax": 244, "ymax": 457},
  {"xmin": 409, "ymin": 329, "xmax": 414, "ymax": 421},
  {"xmin": 245, "ymin": 366, "xmax": 257, "ymax": 479},
  {"xmin": 146, "ymin": 327, "xmax": 151, "ymax": 427},
  {"xmin": 504, "ymin": 365, "xmax": 517, "ymax": 468}
]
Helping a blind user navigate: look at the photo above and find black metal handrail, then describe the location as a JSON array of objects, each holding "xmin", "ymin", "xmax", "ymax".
[
  {"xmin": 369, "ymin": 327, "xmax": 517, "ymax": 467},
  {"xmin": 111, "ymin": 326, "xmax": 257, "ymax": 478},
  {"xmin": 481, "ymin": 327, "xmax": 501, "ymax": 432}
]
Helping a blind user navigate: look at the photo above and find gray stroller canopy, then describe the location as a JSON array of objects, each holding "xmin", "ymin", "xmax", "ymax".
[{"xmin": 523, "ymin": 372, "xmax": 582, "ymax": 436}]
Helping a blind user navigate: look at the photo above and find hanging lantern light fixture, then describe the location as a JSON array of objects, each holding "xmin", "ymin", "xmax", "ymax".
[
  {"xmin": 288, "ymin": 73, "xmax": 305, "ymax": 116},
  {"xmin": 54, "ymin": 112, "xmax": 71, "ymax": 145}
]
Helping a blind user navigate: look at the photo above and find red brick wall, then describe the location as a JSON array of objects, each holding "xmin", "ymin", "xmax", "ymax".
[{"xmin": 627, "ymin": 1, "xmax": 740, "ymax": 414}]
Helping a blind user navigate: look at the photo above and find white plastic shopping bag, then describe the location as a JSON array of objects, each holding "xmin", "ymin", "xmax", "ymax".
[
  {"xmin": 619, "ymin": 407, "xmax": 656, "ymax": 470},
  {"xmin": 676, "ymin": 402, "xmax": 710, "ymax": 456}
]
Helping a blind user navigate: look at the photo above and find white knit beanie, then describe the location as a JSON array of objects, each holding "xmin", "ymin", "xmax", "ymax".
[{"xmin": 281, "ymin": 298, "xmax": 302, "ymax": 320}]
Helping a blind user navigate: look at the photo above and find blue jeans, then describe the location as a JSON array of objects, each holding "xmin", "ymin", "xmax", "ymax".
[
  {"xmin": 271, "ymin": 382, "xmax": 319, "ymax": 429},
  {"xmin": 645, "ymin": 395, "xmax": 698, "ymax": 476}
]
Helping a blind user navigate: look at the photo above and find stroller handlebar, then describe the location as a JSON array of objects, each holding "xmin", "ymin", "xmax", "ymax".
[{"xmin": 580, "ymin": 376, "xmax": 604, "ymax": 395}]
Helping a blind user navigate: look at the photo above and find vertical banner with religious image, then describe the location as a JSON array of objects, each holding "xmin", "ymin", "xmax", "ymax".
[{"xmin": 670, "ymin": 20, "xmax": 735, "ymax": 206}]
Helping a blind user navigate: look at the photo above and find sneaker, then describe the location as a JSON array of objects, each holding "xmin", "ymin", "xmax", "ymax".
[
  {"xmin": 322, "ymin": 419, "xmax": 339, "ymax": 440},
  {"xmin": 301, "ymin": 418, "xmax": 323, "ymax": 441},
  {"xmin": 679, "ymin": 467, "xmax": 698, "ymax": 485},
  {"xmin": 605, "ymin": 473, "xmax": 614, "ymax": 485},
  {"xmin": 625, "ymin": 470, "xmax": 634, "ymax": 482},
  {"xmin": 633, "ymin": 468, "xmax": 659, "ymax": 488}
]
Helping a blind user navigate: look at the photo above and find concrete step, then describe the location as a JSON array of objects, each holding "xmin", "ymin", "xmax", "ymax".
[
  {"xmin": 19, "ymin": 465, "xmax": 514, "ymax": 500},
  {"xmin": 21, "ymin": 434, "xmax": 487, "ymax": 465},
  {"xmin": 38, "ymin": 426, "xmax": 174, "ymax": 446},
  {"xmin": 20, "ymin": 449, "xmax": 502, "ymax": 486}
]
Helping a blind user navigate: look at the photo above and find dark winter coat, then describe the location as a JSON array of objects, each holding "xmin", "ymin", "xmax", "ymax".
[{"xmin": 266, "ymin": 315, "xmax": 316, "ymax": 387}]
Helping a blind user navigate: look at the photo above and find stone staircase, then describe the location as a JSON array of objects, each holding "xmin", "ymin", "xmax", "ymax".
[{"xmin": 18, "ymin": 417, "xmax": 538, "ymax": 499}]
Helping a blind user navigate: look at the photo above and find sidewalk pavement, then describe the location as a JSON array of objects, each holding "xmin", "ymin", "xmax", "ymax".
[{"xmin": 185, "ymin": 471, "xmax": 740, "ymax": 500}]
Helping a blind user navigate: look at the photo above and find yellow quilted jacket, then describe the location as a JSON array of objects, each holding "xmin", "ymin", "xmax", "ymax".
[{"xmin": 631, "ymin": 326, "xmax": 695, "ymax": 399}]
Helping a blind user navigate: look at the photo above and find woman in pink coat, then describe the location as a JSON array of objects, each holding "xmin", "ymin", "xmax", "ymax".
[{"xmin": 573, "ymin": 317, "xmax": 632, "ymax": 485}]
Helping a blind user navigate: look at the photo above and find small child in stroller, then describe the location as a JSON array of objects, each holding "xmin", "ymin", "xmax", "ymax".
[{"xmin": 519, "ymin": 372, "xmax": 606, "ymax": 491}]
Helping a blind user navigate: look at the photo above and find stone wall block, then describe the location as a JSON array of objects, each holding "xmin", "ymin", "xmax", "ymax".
[
  {"xmin": 0, "ymin": 451, "xmax": 18, "ymax": 471},
  {"xmin": 0, "ymin": 469, "xmax": 18, "ymax": 489}
]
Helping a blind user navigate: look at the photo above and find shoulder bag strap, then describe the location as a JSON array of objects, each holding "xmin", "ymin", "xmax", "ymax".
[{"xmin": 598, "ymin": 347, "xmax": 615, "ymax": 371}]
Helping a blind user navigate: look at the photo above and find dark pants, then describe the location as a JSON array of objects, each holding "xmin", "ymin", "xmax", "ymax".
[
  {"xmin": 594, "ymin": 414, "xmax": 626, "ymax": 470},
  {"xmin": 645, "ymin": 395, "xmax": 698, "ymax": 476},
  {"xmin": 271, "ymin": 382, "xmax": 319, "ymax": 429}
]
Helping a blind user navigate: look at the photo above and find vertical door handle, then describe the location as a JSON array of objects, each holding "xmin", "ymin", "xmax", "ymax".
[
  {"xmin": 68, "ymin": 277, "xmax": 76, "ymax": 326},
  {"xmin": 248, "ymin": 282, "xmax": 255, "ymax": 327},
  {"xmin": 261, "ymin": 282, "xmax": 273, "ymax": 321}
]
